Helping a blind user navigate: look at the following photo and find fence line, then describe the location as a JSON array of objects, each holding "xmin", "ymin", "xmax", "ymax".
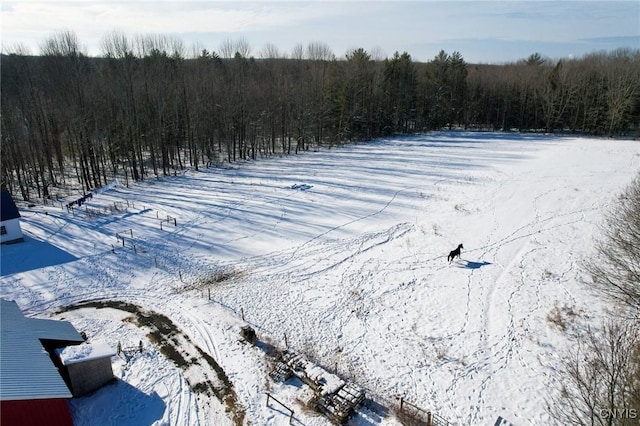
[
  {"xmin": 398, "ymin": 396, "xmax": 450, "ymax": 426},
  {"xmin": 266, "ymin": 392, "xmax": 294, "ymax": 424},
  {"xmin": 159, "ymin": 215, "xmax": 177, "ymax": 230}
]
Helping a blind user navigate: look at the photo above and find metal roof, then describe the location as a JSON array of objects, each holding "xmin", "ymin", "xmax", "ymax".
[
  {"xmin": 0, "ymin": 299, "xmax": 85, "ymax": 401},
  {"xmin": 1, "ymin": 190, "xmax": 21, "ymax": 222}
]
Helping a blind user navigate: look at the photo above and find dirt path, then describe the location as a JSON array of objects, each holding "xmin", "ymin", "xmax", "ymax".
[{"xmin": 56, "ymin": 300, "xmax": 245, "ymax": 426}]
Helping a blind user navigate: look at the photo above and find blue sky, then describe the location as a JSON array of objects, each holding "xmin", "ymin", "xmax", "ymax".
[{"xmin": 1, "ymin": 1, "xmax": 638, "ymax": 63}]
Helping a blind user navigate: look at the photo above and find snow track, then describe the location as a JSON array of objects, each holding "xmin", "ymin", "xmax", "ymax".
[{"xmin": 2, "ymin": 133, "xmax": 638, "ymax": 426}]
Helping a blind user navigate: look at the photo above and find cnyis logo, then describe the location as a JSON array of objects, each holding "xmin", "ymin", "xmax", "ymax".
[{"xmin": 600, "ymin": 408, "xmax": 638, "ymax": 419}]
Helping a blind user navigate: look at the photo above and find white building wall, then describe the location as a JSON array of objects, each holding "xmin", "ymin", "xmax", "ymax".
[{"xmin": 1, "ymin": 218, "xmax": 23, "ymax": 244}]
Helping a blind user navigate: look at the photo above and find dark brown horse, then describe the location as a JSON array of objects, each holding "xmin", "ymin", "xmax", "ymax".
[{"xmin": 448, "ymin": 243, "xmax": 463, "ymax": 262}]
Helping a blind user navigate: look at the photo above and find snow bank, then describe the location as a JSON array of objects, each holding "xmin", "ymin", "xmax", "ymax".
[{"xmin": 57, "ymin": 342, "xmax": 116, "ymax": 365}]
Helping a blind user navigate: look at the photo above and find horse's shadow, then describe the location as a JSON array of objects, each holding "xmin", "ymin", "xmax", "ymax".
[{"xmin": 455, "ymin": 259, "xmax": 492, "ymax": 269}]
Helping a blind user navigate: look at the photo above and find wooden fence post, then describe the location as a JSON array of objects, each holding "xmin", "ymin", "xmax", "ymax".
[{"xmin": 266, "ymin": 393, "xmax": 294, "ymax": 424}]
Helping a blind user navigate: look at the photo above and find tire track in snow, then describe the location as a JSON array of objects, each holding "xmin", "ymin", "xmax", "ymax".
[
  {"xmin": 179, "ymin": 306, "xmax": 221, "ymax": 365},
  {"xmin": 57, "ymin": 300, "xmax": 243, "ymax": 426},
  {"xmin": 27, "ymin": 245, "xmax": 230, "ymax": 424}
]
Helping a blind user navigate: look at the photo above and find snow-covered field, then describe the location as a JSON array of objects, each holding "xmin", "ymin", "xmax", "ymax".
[{"xmin": 1, "ymin": 132, "xmax": 638, "ymax": 426}]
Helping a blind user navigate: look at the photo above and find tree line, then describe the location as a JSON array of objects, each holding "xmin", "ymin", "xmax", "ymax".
[{"xmin": 1, "ymin": 31, "xmax": 639, "ymax": 200}]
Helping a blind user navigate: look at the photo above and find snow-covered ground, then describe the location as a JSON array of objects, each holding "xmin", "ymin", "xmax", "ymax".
[{"xmin": 1, "ymin": 132, "xmax": 638, "ymax": 426}]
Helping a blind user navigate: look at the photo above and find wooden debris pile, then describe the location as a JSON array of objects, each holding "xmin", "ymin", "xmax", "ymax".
[
  {"xmin": 270, "ymin": 350, "xmax": 365, "ymax": 424},
  {"xmin": 269, "ymin": 360, "xmax": 293, "ymax": 382},
  {"xmin": 313, "ymin": 381, "xmax": 366, "ymax": 425}
]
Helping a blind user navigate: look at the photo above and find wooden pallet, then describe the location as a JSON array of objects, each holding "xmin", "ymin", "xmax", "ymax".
[
  {"xmin": 314, "ymin": 382, "xmax": 365, "ymax": 424},
  {"xmin": 269, "ymin": 361, "xmax": 293, "ymax": 382}
]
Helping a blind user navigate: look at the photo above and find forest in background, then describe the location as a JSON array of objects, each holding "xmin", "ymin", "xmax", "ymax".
[{"xmin": 1, "ymin": 31, "xmax": 639, "ymax": 200}]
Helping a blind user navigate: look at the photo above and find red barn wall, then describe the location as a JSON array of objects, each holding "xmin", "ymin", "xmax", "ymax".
[{"xmin": 1, "ymin": 398, "xmax": 73, "ymax": 426}]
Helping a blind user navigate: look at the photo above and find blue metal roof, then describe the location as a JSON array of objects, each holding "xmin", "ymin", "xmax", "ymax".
[
  {"xmin": 0, "ymin": 299, "xmax": 85, "ymax": 401},
  {"xmin": 1, "ymin": 191, "xmax": 21, "ymax": 222}
]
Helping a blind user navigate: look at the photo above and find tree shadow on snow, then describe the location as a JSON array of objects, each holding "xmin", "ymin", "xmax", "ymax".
[
  {"xmin": 455, "ymin": 259, "xmax": 492, "ymax": 269},
  {"xmin": 0, "ymin": 234, "xmax": 78, "ymax": 276}
]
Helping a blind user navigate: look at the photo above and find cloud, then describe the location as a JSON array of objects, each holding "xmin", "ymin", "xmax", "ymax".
[
  {"xmin": 2, "ymin": 1, "xmax": 638, "ymax": 61},
  {"xmin": 2, "ymin": 1, "xmax": 346, "ymax": 35},
  {"xmin": 2, "ymin": 1, "xmax": 363, "ymax": 54},
  {"xmin": 580, "ymin": 35, "xmax": 640, "ymax": 45},
  {"xmin": 490, "ymin": 1, "xmax": 638, "ymax": 21}
]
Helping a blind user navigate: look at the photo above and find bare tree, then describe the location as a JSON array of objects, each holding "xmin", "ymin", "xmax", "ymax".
[
  {"xmin": 550, "ymin": 175, "xmax": 640, "ymax": 425},
  {"xmin": 259, "ymin": 42, "xmax": 282, "ymax": 59},
  {"xmin": 2, "ymin": 42, "xmax": 32, "ymax": 56},
  {"xmin": 290, "ymin": 43, "xmax": 304, "ymax": 60},
  {"xmin": 100, "ymin": 30, "xmax": 132, "ymax": 59},
  {"xmin": 605, "ymin": 49, "xmax": 640, "ymax": 136},
  {"xmin": 168, "ymin": 36, "xmax": 185, "ymax": 59},
  {"xmin": 369, "ymin": 45, "xmax": 386, "ymax": 62},
  {"xmin": 234, "ymin": 36, "xmax": 251, "ymax": 58},
  {"xmin": 549, "ymin": 320, "xmax": 640, "ymax": 426},
  {"xmin": 306, "ymin": 41, "xmax": 334, "ymax": 61},
  {"xmin": 218, "ymin": 37, "xmax": 250, "ymax": 59},
  {"xmin": 587, "ymin": 175, "xmax": 640, "ymax": 315},
  {"xmin": 218, "ymin": 38, "xmax": 235, "ymax": 59},
  {"xmin": 40, "ymin": 29, "xmax": 86, "ymax": 57}
]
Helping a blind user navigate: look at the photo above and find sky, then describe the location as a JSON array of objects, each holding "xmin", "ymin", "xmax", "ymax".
[{"xmin": 1, "ymin": 0, "xmax": 638, "ymax": 64}]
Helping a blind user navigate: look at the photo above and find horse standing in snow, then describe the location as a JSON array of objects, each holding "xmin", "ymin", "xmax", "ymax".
[{"xmin": 448, "ymin": 244, "xmax": 463, "ymax": 263}]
